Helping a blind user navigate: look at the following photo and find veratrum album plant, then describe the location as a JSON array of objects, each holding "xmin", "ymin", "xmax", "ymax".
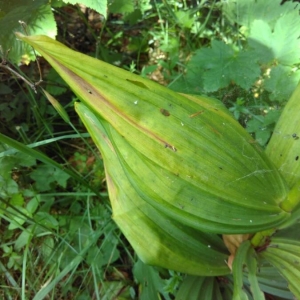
[{"xmin": 15, "ymin": 33, "xmax": 300, "ymax": 299}]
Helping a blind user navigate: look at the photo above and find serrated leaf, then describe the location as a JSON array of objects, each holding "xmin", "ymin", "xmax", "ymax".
[
  {"xmin": 108, "ymin": 0, "xmax": 134, "ymax": 14},
  {"xmin": 30, "ymin": 165, "xmax": 70, "ymax": 191},
  {"xmin": 264, "ymin": 65, "xmax": 300, "ymax": 102},
  {"xmin": 248, "ymin": 14, "xmax": 300, "ymax": 65},
  {"xmin": 222, "ymin": 0, "xmax": 297, "ymax": 30},
  {"xmin": 0, "ymin": 1, "xmax": 57, "ymax": 64},
  {"xmin": 187, "ymin": 41, "xmax": 260, "ymax": 92},
  {"xmin": 63, "ymin": 0, "xmax": 107, "ymax": 17}
]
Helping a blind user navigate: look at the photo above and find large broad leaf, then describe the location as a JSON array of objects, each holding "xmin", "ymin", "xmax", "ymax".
[
  {"xmin": 186, "ymin": 41, "xmax": 261, "ymax": 93},
  {"xmin": 75, "ymin": 102, "xmax": 230, "ymax": 276},
  {"xmin": 222, "ymin": 0, "xmax": 297, "ymax": 30},
  {"xmin": 266, "ymin": 83, "xmax": 300, "ymax": 189},
  {"xmin": 248, "ymin": 16, "xmax": 300, "ymax": 66},
  {"xmin": 15, "ymin": 34, "xmax": 292, "ymax": 234}
]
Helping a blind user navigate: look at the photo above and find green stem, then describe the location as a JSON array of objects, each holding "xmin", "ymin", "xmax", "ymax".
[{"xmin": 280, "ymin": 181, "xmax": 300, "ymax": 212}]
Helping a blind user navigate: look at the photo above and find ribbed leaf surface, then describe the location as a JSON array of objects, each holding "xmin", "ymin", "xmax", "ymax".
[
  {"xmin": 260, "ymin": 238, "xmax": 300, "ymax": 299},
  {"xmin": 75, "ymin": 102, "xmax": 230, "ymax": 276},
  {"xmin": 16, "ymin": 34, "xmax": 291, "ymax": 234},
  {"xmin": 266, "ymin": 82, "xmax": 300, "ymax": 189}
]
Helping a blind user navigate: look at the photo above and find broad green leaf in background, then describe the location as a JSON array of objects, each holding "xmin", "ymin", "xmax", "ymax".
[
  {"xmin": 224, "ymin": 0, "xmax": 300, "ymax": 102},
  {"xmin": 108, "ymin": 0, "xmax": 134, "ymax": 14},
  {"xmin": 64, "ymin": 0, "xmax": 107, "ymax": 17},
  {"xmin": 248, "ymin": 15, "xmax": 300, "ymax": 66},
  {"xmin": 264, "ymin": 66, "xmax": 300, "ymax": 102},
  {"xmin": 0, "ymin": 0, "xmax": 56, "ymax": 63},
  {"xmin": 222, "ymin": 0, "xmax": 297, "ymax": 30},
  {"xmin": 29, "ymin": 165, "xmax": 70, "ymax": 191},
  {"xmin": 186, "ymin": 40, "xmax": 260, "ymax": 92},
  {"xmin": 0, "ymin": 0, "xmax": 107, "ymax": 64}
]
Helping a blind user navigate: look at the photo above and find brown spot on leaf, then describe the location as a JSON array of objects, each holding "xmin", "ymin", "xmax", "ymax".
[
  {"xmin": 160, "ymin": 108, "xmax": 170, "ymax": 116},
  {"xmin": 190, "ymin": 110, "xmax": 204, "ymax": 118}
]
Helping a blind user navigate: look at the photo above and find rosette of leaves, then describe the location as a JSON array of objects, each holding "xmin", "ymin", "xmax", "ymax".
[{"xmin": 15, "ymin": 33, "xmax": 300, "ymax": 299}]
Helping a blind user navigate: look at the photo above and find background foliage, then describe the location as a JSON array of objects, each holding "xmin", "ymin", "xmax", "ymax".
[{"xmin": 0, "ymin": 0, "xmax": 299, "ymax": 299}]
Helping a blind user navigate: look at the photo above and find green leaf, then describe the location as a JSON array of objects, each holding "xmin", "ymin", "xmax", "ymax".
[
  {"xmin": 75, "ymin": 103, "xmax": 230, "ymax": 276},
  {"xmin": 254, "ymin": 261, "xmax": 293, "ymax": 299},
  {"xmin": 187, "ymin": 40, "xmax": 261, "ymax": 92},
  {"xmin": 29, "ymin": 165, "xmax": 70, "ymax": 191},
  {"xmin": 17, "ymin": 34, "xmax": 292, "ymax": 235},
  {"xmin": 26, "ymin": 196, "xmax": 40, "ymax": 214},
  {"xmin": 246, "ymin": 251, "xmax": 265, "ymax": 300},
  {"xmin": 0, "ymin": 132, "xmax": 98, "ymax": 195},
  {"xmin": 43, "ymin": 88, "xmax": 71, "ymax": 123},
  {"xmin": 266, "ymin": 83, "xmax": 300, "ymax": 188},
  {"xmin": 175, "ymin": 276, "xmax": 223, "ymax": 300},
  {"xmin": 14, "ymin": 228, "xmax": 32, "ymax": 250},
  {"xmin": 63, "ymin": 0, "xmax": 107, "ymax": 17},
  {"xmin": 40, "ymin": 236, "xmax": 55, "ymax": 259},
  {"xmin": 248, "ymin": 14, "xmax": 300, "ymax": 65},
  {"xmin": 174, "ymin": 10, "xmax": 195, "ymax": 29},
  {"xmin": 108, "ymin": 0, "xmax": 134, "ymax": 14},
  {"xmin": 15, "ymin": 152, "xmax": 36, "ymax": 167},
  {"xmin": 34, "ymin": 211, "xmax": 58, "ymax": 229},
  {"xmin": 45, "ymin": 68, "xmax": 68, "ymax": 96},
  {"xmin": 260, "ymin": 238, "xmax": 300, "ymax": 299},
  {"xmin": 222, "ymin": 0, "xmax": 296, "ymax": 30},
  {"xmin": 0, "ymin": 1, "xmax": 57, "ymax": 63},
  {"xmin": 264, "ymin": 65, "xmax": 300, "ymax": 102},
  {"xmin": 86, "ymin": 241, "xmax": 120, "ymax": 268},
  {"xmin": 7, "ymin": 206, "xmax": 31, "ymax": 230},
  {"xmin": 232, "ymin": 241, "xmax": 251, "ymax": 300},
  {"xmin": 133, "ymin": 259, "xmax": 170, "ymax": 300},
  {"xmin": 0, "ymin": 176, "xmax": 19, "ymax": 197}
]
